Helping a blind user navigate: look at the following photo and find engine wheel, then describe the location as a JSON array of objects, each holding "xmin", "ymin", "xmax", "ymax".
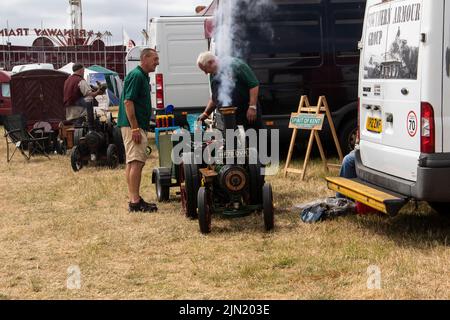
[
  {"xmin": 155, "ymin": 169, "xmax": 170, "ymax": 202},
  {"xmin": 262, "ymin": 183, "xmax": 274, "ymax": 231},
  {"xmin": 180, "ymin": 153, "xmax": 200, "ymax": 218},
  {"xmin": 73, "ymin": 128, "xmax": 84, "ymax": 147},
  {"xmin": 198, "ymin": 187, "xmax": 212, "ymax": 234},
  {"xmin": 112, "ymin": 126, "xmax": 126, "ymax": 164},
  {"xmin": 71, "ymin": 146, "xmax": 83, "ymax": 172},
  {"xmin": 106, "ymin": 144, "xmax": 119, "ymax": 169}
]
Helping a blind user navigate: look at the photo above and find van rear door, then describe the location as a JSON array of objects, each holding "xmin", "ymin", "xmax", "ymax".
[{"xmin": 360, "ymin": 0, "xmax": 424, "ymax": 182}]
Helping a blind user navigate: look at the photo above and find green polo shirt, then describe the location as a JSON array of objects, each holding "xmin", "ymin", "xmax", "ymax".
[
  {"xmin": 210, "ymin": 57, "xmax": 259, "ymax": 110},
  {"xmin": 117, "ymin": 66, "xmax": 151, "ymax": 131}
]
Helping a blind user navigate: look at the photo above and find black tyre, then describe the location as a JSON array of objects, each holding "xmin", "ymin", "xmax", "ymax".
[
  {"xmin": 262, "ymin": 183, "xmax": 274, "ymax": 231},
  {"xmin": 55, "ymin": 139, "xmax": 65, "ymax": 155},
  {"xmin": 112, "ymin": 126, "xmax": 126, "ymax": 164},
  {"xmin": 428, "ymin": 202, "xmax": 450, "ymax": 216},
  {"xmin": 339, "ymin": 119, "xmax": 358, "ymax": 156},
  {"xmin": 155, "ymin": 170, "xmax": 170, "ymax": 202},
  {"xmin": 71, "ymin": 146, "xmax": 83, "ymax": 172},
  {"xmin": 198, "ymin": 187, "xmax": 212, "ymax": 234},
  {"xmin": 181, "ymin": 153, "xmax": 200, "ymax": 218},
  {"xmin": 106, "ymin": 144, "xmax": 119, "ymax": 169},
  {"xmin": 73, "ymin": 128, "xmax": 84, "ymax": 147}
]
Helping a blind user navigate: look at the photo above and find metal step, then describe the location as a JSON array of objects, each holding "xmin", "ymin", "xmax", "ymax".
[{"xmin": 326, "ymin": 177, "xmax": 408, "ymax": 216}]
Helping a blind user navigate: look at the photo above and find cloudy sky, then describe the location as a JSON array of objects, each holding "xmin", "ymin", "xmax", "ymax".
[{"xmin": 0, "ymin": 0, "xmax": 212, "ymax": 45}]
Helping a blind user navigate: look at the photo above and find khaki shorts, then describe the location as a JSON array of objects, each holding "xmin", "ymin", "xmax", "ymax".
[{"xmin": 121, "ymin": 127, "xmax": 148, "ymax": 164}]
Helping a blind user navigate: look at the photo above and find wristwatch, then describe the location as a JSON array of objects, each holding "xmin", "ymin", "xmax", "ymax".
[{"xmin": 249, "ymin": 105, "xmax": 257, "ymax": 110}]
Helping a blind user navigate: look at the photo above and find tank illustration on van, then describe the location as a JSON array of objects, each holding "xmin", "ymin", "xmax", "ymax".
[{"xmin": 364, "ymin": 26, "xmax": 419, "ymax": 80}]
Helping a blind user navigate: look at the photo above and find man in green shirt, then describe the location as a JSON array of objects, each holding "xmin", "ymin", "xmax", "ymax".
[
  {"xmin": 196, "ymin": 51, "xmax": 263, "ymax": 129},
  {"xmin": 118, "ymin": 48, "xmax": 159, "ymax": 213}
]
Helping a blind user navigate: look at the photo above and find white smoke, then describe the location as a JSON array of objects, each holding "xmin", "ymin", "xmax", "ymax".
[{"xmin": 214, "ymin": 0, "xmax": 275, "ymax": 107}]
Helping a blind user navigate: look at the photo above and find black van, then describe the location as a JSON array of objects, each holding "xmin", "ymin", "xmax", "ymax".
[{"xmin": 209, "ymin": 0, "xmax": 366, "ymax": 154}]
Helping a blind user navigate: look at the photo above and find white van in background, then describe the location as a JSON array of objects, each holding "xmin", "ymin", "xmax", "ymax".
[
  {"xmin": 11, "ymin": 63, "xmax": 54, "ymax": 74},
  {"xmin": 125, "ymin": 46, "xmax": 145, "ymax": 76},
  {"xmin": 148, "ymin": 16, "xmax": 210, "ymax": 122},
  {"xmin": 330, "ymin": 0, "xmax": 450, "ymax": 216}
]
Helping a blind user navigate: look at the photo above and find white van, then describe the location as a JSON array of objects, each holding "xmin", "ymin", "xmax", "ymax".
[
  {"xmin": 148, "ymin": 16, "xmax": 210, "ymax": 121},
  {"xmin": 11, "ymin": 63, "xmax": 54, "ymax": 74},
  {"xmin": 328, "ymin": 0, "xmax": 450, "ymax": 215}
]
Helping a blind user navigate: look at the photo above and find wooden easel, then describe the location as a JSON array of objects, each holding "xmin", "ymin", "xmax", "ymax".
[{"xmin": 284, "ymin": 96, "xmax": 344, "ymax": 180}]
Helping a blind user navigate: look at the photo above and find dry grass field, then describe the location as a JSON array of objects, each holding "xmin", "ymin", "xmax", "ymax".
[{"xmin": 0, "ymin": 130, "xmax": 448, "ymax": 300}]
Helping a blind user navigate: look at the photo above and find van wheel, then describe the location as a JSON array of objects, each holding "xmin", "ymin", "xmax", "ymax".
[
  {"xmin": 339, "ymin": 120, "xmax": 357, "ymax": 156},
  {"xmin": 428, "ymin": 202, "xmax": 450, "ymax": 216}
]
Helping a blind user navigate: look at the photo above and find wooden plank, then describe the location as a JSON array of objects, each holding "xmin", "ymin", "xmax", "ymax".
[
  {"xmin": 301, "ymin": 130, "xmax": 315, "ymax": 181},
  {"xmin": 314, "ymin": 131, "xmax": 328, "ymax": 172},
  {"xmin": 327, "ymin": 163, "xmax": 342, "ymax": 169},
  {"xmin": 300, "ymin": 107, "xmax": 327, "ymax": 113},
  {"xmin": 284, "ymin": 128, "xmax": 298, "ymax": 177},
  {"xmin": 326, "ymin": 177, "xmax": 402, "ymax": 203},
  {"xmin": 322, "ymin": 97, "xmax": 344, "ymax": 162},
  {"xmin": 327, "ymin": 180, "xmax": 388, "ymax": 213},
  {"xmin": 286, "ymin": 168, "xmax": 304, "ymax": 174}
]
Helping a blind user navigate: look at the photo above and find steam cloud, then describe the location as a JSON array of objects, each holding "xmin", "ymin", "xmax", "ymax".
[{"xmin": 214, "ymin": 0, "xmax": 274, "ymax": 107}]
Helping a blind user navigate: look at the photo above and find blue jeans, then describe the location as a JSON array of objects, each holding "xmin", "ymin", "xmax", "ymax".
[
  {"xmin": 337, "ymin": 150, "xmax": 356, "ymax": 198},
  {"xmin": 339, "ymin": 150, "xmax": 356, "ymax": 179}
]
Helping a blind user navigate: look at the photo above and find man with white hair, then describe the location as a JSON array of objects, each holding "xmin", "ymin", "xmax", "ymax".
[{"xmin": 196, "ymin": 51, "xmax": 263, "ymax": 130}]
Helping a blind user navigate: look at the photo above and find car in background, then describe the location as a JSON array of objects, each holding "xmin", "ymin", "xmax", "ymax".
[{"xmin": 0, "ymin": 70, "xmax": 12, "ymax": 122}]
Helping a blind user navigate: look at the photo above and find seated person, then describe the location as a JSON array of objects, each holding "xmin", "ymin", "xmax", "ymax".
[
  {"xmin": 337, "ymin": 133, "xmax": 358, "ymax": 198},
  {"xmin": 339, "ymin": 150, "xmax": 357, "ymax": 179},
  {"xmin": 63, "ymin": 63, "xmax": 102, "ymax": 122}
]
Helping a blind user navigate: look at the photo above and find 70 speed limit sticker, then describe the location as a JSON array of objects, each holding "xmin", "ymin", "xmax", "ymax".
[{"xmin": 407, "ymin": 111, "xmax": 418, "ymax": 137}]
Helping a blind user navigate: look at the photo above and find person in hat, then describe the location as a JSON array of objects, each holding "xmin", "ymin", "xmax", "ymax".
[{"xmin": 63, "ymin": 63, "xmax": 102, "ymax": 121}]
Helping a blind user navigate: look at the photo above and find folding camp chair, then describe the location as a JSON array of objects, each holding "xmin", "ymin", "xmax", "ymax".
[{"xmin": 3, "ymin": 114, "xmax": 50, "ymax": 162}]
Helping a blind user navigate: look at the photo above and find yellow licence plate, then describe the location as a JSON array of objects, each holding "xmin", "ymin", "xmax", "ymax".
[{"xmin": 366, "ymin": 117, "xmax": 382, "ymax": 133}]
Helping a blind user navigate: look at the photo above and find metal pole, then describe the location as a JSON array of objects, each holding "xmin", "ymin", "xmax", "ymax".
[{"xmin": 146, "ymin": 0, "xmax": 149, "ymax": 45}]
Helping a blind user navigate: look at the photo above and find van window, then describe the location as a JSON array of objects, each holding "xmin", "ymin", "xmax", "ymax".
[
  {"xmin": 1, "ymin": 83, "xmax": 10, "ymax": 98},
  {"xmin": 332, "ymin": 12, "xmax": 364, "ymax": 65},
  {"xmin": 363, "ymin": 1, "xmax": 421, "ymax": 80},
  {"xmin": 247, "ymin": 14, "xmax": 323, "ymax": 69}
]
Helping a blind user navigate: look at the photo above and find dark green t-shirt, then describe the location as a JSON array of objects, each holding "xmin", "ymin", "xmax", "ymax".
[
  {"xmin": 117, "ymin": 66, "xmax": 151, "ymax": 131},
  {"xmin": 210, "ymin": 57, "xmax": 259, "ymax": 111}
]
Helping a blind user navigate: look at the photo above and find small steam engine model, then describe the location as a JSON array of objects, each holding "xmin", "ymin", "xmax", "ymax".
[
  {"xmin": 196, "ymin": 107, "xmax": 274, "ymax": 234},
  {"xmin": 70, "ymin": 102, "xmax": 125, "ymax": 172}
]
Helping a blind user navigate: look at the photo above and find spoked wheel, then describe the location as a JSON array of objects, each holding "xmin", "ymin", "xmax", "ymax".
[
  {"xmin": 155, "ymin": 169, "xmax": 170, "ymax": 202},
  {"xmin": 71, "ymin": 146, "xmax": 83, "ymax": 172},
  {"xmin": 73, "ymin": 128, "xmax": 84, "ymax": 147},
  {"xmin": 112, "ymin": 126, "xmax": 126, "ymax": 164},
  {"xmin": 198, "ymin": 187, "xmax": 212, "ymax": 234},
  {"xmin": 262, "ymin": 183, "xmax": 274, "ymax": 231},
  {"xmin": 180, "ymin": 153, "xmax": 200, "ymax": 219},
  {"xmin": 55, "ymin": 139, "xmax": 67, "ymax": 155},
  {"xmin": 106, "ymin": 144, "xmax": 119, "ymax": 169}
]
